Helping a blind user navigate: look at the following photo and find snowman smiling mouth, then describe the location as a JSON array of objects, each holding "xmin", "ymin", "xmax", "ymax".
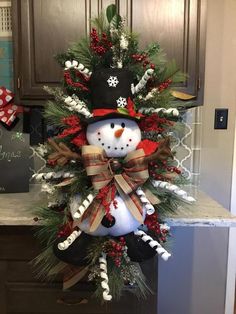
[
  {"xmin": 86, "ymin": 118, "xmax": 141, "ymax": 158},
  {"xmin": 97, "ymin": 124, "xmax": 132, "ymax": 151}
]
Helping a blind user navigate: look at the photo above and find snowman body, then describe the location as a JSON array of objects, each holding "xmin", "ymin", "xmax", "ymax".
[{"xmin": 75, "ymin": 118, "xmax": 146, "ymax": 236}]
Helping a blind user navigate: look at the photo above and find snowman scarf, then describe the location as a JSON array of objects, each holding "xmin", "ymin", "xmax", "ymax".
[{"xmin": 78, "ymin": 145, "xmax": 159, "ymax": 232}]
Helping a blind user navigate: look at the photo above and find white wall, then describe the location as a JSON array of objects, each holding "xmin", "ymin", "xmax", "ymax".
[
  {"xmin": 200, "ymin": 0, "xmax": 236, "ymax": 209},
  {"xmin": 200, "ymin": 1, "xmax": 236, "ymax": 313},
  {"xmin": 159, "ymin": 0, "xmax": 236, "ymax": 313}
]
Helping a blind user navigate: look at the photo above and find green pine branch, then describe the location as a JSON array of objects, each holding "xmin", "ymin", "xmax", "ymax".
[{"xmin": 44, "ymin": 101, "xmax": 72, "ymax": 127}]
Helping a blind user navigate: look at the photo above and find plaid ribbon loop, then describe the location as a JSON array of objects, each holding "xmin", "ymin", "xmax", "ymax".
[{"xmin": 79, "ymin": 145, "xmax": 157, "ymax": 232}]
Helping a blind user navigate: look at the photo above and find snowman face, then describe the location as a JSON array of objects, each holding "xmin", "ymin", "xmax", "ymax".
[{"xmin": 86, "ymin": 118, "xmax": 141, "ymax": 157}]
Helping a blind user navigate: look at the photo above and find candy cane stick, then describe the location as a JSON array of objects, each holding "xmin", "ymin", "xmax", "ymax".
[
  {"xmin": 73, "ymin": 194, "xmax": 95, "ymax": 219},
  {"xmin": 136, "ymin": 187, "xmax": 155, "ymax": 215},
  {"xmin": 151, "ymin": 180, "xmax": 196, "ymax": 202},
  {"xmin": 32, "ymin": 171, "xmax": 75, "ymax": 181},
  {"xmin": 139, "ymin": 107, "xmax": 179, "ymax": 117},
  {"xmin": 64, "ymin": 95, "xmax": 93, "ymax": 118},
  {"xmin": 57, "ymin": 229, "xmax": 82, "ymax": 250},
  {"xmin": 131, "ymin": 69, "xmax": 154, "ymax": 94},
  {"xmin": 99, "ymin": 253, "xmax": 112, "ymax": 301},
  {"xmin": 134, "ymin": 229, "xmax": 171, "ymax": 261}
]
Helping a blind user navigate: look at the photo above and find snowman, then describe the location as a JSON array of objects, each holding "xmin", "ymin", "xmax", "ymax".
[
  {"xmin": 78, "ymin": 117, "xmax": 143, "ymax": 236},
  {"xmin": 53, "ymin": 68, "xmax": 171, "ymax": 265}
]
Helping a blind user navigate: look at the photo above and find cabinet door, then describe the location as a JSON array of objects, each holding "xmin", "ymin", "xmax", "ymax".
[
  {"xmin": 12, "ymin": 0, "xmax": 206, "ymax": 105},
  {"xmin": 12, "ymin": 0, "xmax": 116, "ymax": 104},
  {"xmin": 0, "ymin": 226, "xmax": 157, "ymax": 314},
  {"xmin": 12, "ymin": 0, "xmax": 84, "ymax": 103},
  {"xmin": 120, "ymin": 0, "xmax": 206, "ymax": 105}
]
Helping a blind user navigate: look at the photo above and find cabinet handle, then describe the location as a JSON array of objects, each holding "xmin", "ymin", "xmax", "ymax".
[
  {"xmin": 17, "ymin": 77, "xmax": 21, "ymax": 89},
  {"xmin": 57, "ymin": 297, "xmax": 88, "ymax": 306}
]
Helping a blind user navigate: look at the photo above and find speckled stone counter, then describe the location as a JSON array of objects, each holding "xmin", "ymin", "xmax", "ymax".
[
  {"xmin": 0, "ymin": 184, "xmax": 47, "ymax": 226},
  {"xmin": 0, "ymin": 184, "xmax": 235, "ymax": 227}
]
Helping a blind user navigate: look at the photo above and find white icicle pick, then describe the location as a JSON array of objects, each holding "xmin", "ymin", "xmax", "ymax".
[
  {"xmin": 72, "ymin": 60, "xmax": 78, "ymax": 67},
  {"xmin": 139, "ymin": 107, "xmax": 179, "ymax": 118},
  {"xmin": 99, "ymin": 253, "xmax": 112, "ymax": 301},
  {"xmin": 58, "ymin": 229, "xmax": 82, "ymax": 250},
  {"xmin": 132, "ymin": 68, "xmax": 154, "ymax": 94},
  {"xmin": 151, "ymin": 180, "xmax": 196, "ymax": 203},
  {"xmin": 64, "ymin": 60, "xmax": 92, "ymax": 78},
  {"xmin": 134, "ymin": 229, "xmax": 171, "ymax": 261},
  {"xmin": 64, "ymin": 95, "xmax": 93, "ymax": 118},
  {"xmin": 73, "ymin": 194, "xmax": 95, "ymax": 219},
  {"xmin": 136, "ymin": 187, "xmax": 155, "ymax": 215},
  {"xmin": 32, "ymin": 171, "xmax": 75, "ymax": 181},
  {"xmin": 65, "ymin": 60, "xmax": 73, "ymax": 70}
]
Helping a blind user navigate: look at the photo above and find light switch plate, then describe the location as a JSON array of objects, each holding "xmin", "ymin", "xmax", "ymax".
[{"xmin": 214, "ymin": 108, "xmax": 228, "ymax": 129}]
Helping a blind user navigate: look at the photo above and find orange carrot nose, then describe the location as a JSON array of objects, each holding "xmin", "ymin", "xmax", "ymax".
[{"xmin": 114, "ymin": 128, "xmax": 124, "ymax": 138}]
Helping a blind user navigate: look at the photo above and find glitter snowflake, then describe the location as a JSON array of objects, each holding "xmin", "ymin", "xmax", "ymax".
[
  {"xmin": 107, "ymin": 76, "xmax": 119, "ymax": 87},
  {"xmin": 116, "ymin": 97, "xmax": 127, "ymax": 108}
]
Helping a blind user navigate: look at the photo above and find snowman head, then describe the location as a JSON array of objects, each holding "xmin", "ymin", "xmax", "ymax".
[{"xmin": 86, "ymin": 117, "xmax": 141, "ymax": 157}]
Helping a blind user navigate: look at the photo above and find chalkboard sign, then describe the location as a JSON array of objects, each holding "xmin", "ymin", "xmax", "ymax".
[{"xmin": 0, "ymin": 130, "xmax": 30, "ymax": 193}]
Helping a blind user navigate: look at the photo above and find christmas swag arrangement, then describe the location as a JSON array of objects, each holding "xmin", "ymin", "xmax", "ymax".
[{"xmin": 33, "ymin": 5, "xmax": 196, "ymax": 302}]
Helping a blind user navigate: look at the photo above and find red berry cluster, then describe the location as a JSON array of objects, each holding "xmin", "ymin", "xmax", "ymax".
[
  {"xmin": 90, "ymin": 28, "xmax": 112, "ymax": 55},
  {"xmin": 144, "ymin": 214, "xmax": 169, "ymax": 242},
  {"xmin": 64, "ymin": 71, "xmax": 89, "ymax": 91},
  {"xmin": 149, "ymin": 161, "xmax": 182, "ymax": 180},
  {"xmin": 131, "ymin": 53, "xmax": 155, "ymax": 69},
  {"xmin": 47, "ymin": 159, "xmax": 57, "ymax": 167},
  {"xmin": 144, "ymin": 213, "xmax": 161, "ymax": 235},
  {"xmin": 149, "ymin": 161, "xmax": 166, "ymax": 180},
  {"xmin": 57, "ymin": 222, "xmax": 73, "ymax": 238},
  {"xmin": 95, "ymin": 184, "xmax": 117, "ymax": 221},
  {"xmin": 160, "ymin": 228, "xmax": 169, "ymax": 243},
  {"xmin": 106, "ymin": 237, "xmax": 126, "ymax": 267},
  {"xmin": 149, "ymin": 170, "xmax": 166, "ymax": 181},
  {"xmin": 166, "ymin": 166, "xmax": 181, "ymax": 175},
  {"xmin": 158, "ymin": 79, "xmax": 172, "ymax": 92}
]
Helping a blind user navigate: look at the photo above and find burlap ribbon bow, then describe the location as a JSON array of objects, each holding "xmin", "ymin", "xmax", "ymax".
[{"xmin": 80, "ymin": 145, "xmax": 159, "ymax": 232}]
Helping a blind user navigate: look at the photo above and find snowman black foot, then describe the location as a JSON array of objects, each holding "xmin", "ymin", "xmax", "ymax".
[
  {"xmin": 124, "ymin": 232, "xmax": 157, "ymax": 263},
  {"xmin": 125, "ymin": 230, "xmax": 171, "ymax": 262},
  {"xmin": 53, "ymin": 232, "xmax": 92, "ymax": 266}
]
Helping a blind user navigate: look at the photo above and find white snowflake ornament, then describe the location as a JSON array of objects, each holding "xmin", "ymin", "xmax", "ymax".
[
  {"xmin": 107, "ymin": 76, "xmax": 119, "ymax": 87},
  {"xmin": 116, "ymin": 97, "xmax": 127, "ymax": 108}
]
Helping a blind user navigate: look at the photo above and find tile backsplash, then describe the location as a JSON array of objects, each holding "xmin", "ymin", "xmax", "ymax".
[{"xmin": 0, "ymin": 39, "xmax": 13, "ymax": 89}]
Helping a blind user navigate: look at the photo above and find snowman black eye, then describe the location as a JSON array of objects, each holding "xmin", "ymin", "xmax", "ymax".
[
  {"xmin": 121, "ymin": 122, "xmax": 125, "ymax": 128},
  {"xmin": 110, "ymin": 123, "xmax": 115, "ymax": 129}
]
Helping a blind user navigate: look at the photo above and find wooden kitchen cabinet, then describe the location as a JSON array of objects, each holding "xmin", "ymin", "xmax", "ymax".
[
  {"xmin": 0, "ymin": 226, "xmax": 157, "ymax": 314},
  {"xmin": 12, "ymin": 0, "xmax": 206, "ymax": 106}
]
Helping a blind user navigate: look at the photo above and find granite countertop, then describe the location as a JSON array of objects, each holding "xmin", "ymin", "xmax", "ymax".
[{"xmin": 0, "ymin": 185, "xmax": 236, "ymax": 227}]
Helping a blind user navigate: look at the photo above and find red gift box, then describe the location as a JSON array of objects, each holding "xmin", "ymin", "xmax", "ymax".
[{"xmin": 0, "ymin": 87, "xmax": 22, "ymax": 126}]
